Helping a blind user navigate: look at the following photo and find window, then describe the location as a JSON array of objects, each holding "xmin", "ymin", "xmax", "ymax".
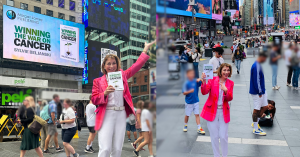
[
  {"xmin": 137, "ymin": 5, "xmax": 141, "ymax": 11},
  {"xmin": 70, "ymin": 1, "xmax": 75, "ymax": 11},
  {"xmin": 7, "ymin": 0, "xmax": 14, "ymax": 6},
  {"xmin": 137, "ymin": 23, "xmax": 141, "ymax": 29},
  {"xmin": 46, "ymin": 0, "xmax": 53, "ymax": 5},
  {"xmin": 36, "ymin": 0, "xmax": 41, "ymax": 1},
  {"xmin": 20, "ymin": 3, "xmax": 28, "ymax": 10},
  {"xmin": 137, "ymin": 14, "xmax": 141, "ymax": 20},
  {"xmin": 132, "ymin": 41, "xmax": 136, "ymax": 46},
  {"xmin": 132, "ymin": 86, "xmax": 139, "ymax": 93},
  {"xmin": 122, "ymin": 60, "xmax": 127, "ymax": 70},
  {"xmin": 69, "ymin": 16, "xmax": 75, "ymax": 22},
  {"xmin": 46, "ymin": 10, "xmax": 53, "ymax": 17},
  {"xmin": 132, "ymin": 3, "xmax": 136, "ymax": 9},
  {"xmin": 133, "ymin": 59, "xmax": 137, "ymax": 63},
  {"xmin": 132, "ymin": 50, "xmax": 136, "ymax": 56},
  {"xmin": 142, "ymin": 7, "xmax": 146, "ymax": 12},
  {"xmin": 58, "ymin": 0, "xmax": 65, "ymax": 8},
  {"xmin": 131, "ymin": 22, "xmax": 137, "ymax": 28},
  {"xmin": 141, "ymin": 85, "xmax": 147, "ymax": 92},
  {"xmin": 134, "ymin": 78, "xmax": 136, "ymax": 84},
  {"xmin": 34, "ymin": 6, "xmax": 41, "ymax": 14},
  {"xmin": 58, "ymin": 13, "xmax": 65, "ymax": 19},
  {"xmin": 144, "ymin": 76, "xmax": 148, "ymax": 82},
  {"xmin": 131, "ymin": 12, "xmax": 136, "ymax": 19}
]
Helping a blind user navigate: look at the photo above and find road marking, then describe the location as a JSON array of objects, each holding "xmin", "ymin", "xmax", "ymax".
[
  {"xmin": 196, "ymin": 136, "xmax": 288, "ymax": 146},
  {"xmin": 234, "ymin": 84, "xmax": 247, "ymax": 86},
  {"xmin": 200, "ymin": 59, "xmax": 206, "ymax": 61},
  {"xmin": 290, "ymin": 106, "xmax": 300, "ymax": 109}
]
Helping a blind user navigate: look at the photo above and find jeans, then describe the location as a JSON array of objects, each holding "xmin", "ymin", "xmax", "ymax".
[
  {"xmin": 193, "ymin": 62, "xmax": 199, "ymax": 78},
  {"xmin": 180, "ymin": 62, "xmax": 188, "ymax": 82},
  {"xmin": 287, "ymin": 66, "xmax": 293, "ymax": 84},
  {"xmin": 235, "ymin": 59, "xmax": 241, "ymax": 72},
  {"xmin": 271, "ymin": 64, "xmax": 278, "ymax": 87},
  {"xmin": 292, "ymin": 66, "xmax": 300, "ymax": 87}
]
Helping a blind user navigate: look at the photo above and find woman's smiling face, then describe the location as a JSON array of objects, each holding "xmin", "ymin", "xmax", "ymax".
[{"xmin": 104, "ymin": 57, "xmax": 117, "ymax": 73}]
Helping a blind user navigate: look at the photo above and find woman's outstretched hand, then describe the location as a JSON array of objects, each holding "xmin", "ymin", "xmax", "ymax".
[{"xmin": 143, "ymin": 40, "xmax": 156, "ymax": 54}]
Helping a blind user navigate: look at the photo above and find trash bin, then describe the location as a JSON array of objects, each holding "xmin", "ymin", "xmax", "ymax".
[{"xmin": 205, "ymin": 48, "xmax": 213, "ymax": 58}]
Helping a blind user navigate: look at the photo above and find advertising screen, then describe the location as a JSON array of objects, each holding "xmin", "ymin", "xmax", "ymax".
[
  {"xmin": 263, "ymin": 0, "xmax": 274, "ymax": 25},
  {"xmin": 212, "ymin": 0, "xmax": 222, "ymax": 20},
  {"xmin": 87, "ymin": 40, "xmax": 120, "ymax": 84},
  {"xmin": 3, "ymin": 5, "xmax": 85, "ymax": 68},
  {"xmin": 157, "ymin": 0, "xmax": 212, "ymax": 19},
  {"xmin": 290, "ymin": 14, "xmax": 300, "ymax": 26},
  {"xmin": 83, "ymin": 0, "xmax": 130, "ymax": 41}
]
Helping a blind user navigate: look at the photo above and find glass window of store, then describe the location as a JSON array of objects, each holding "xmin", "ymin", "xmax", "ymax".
[{"xmin": 34, "ymin": 6, "xmax": 41, "ymax": 14}]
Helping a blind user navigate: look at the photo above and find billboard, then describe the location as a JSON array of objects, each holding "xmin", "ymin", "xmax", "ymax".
[
  {"xmin": 290, "ymin": 14, "xmax": 300, "ymax": 26},
  {"xmin": 83, "ymin": 0, "xmax": 130, "ymax": 41},
  {"xmin": 3, "ymin": 5, "xmax": 85, "ymax": 68},
  {"xmin": 87, "ymin": 40, "xmax": 120, "ymax": 84},
  {"xmin": 212, "ymin": 0, "xmax": 222, "ymax": 20},
  {"xmin": 263, "ymin": 0, "xmax": 274, "ymax": 25},
  {"xmin": 157, "ymin": 0, "xmax": 212, "ymax": 19}
]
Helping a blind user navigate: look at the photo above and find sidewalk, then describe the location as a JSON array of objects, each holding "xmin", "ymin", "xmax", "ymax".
[
  {"xmin": 157, "ymin": 56, "xmax": 300, "ymax": 157},
  {"xmin": 0, "ymin": 127, "xmax": 156, "ymax": 157}
]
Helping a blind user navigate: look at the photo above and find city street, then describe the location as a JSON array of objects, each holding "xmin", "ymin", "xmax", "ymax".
[
  {"xmin": 157, "ymin": 51, "xmax": 300, "ymax": 157},
  {"xmin": 0, "ymin": 127, "xmax": 156, "ymax": 157}
]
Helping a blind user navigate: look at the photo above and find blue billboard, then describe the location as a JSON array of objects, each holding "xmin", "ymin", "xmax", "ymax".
[{"xmin": 263, "ymin": 0, "xmax": 274, "ymax": 25}]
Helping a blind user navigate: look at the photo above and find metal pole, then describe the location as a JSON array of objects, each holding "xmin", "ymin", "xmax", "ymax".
[{"xmin": 192, "ymin": 10, "xmax": 195, "ymax": 53}]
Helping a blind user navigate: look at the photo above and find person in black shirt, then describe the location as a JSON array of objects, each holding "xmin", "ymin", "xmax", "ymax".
[{"xmin": 259, "ymin": 100, "xmax": 276, "ymax": 126}]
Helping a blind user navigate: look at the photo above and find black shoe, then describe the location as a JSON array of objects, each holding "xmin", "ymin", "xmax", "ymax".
[
  {"xmin": 43, "ymin": 149, "xmax": 52, "ymax": 154},
  {"xmin": 56, "ymin": 146, "xmax": 64, "ymax": 152},
  {"xmin": 85, "ymin": 148, "xmax": 94, "ymax": 153},
  {"xmin": 237, "ymin": 70, "xmax": 239, "ymax": 74},
  {"xmin": 73, "ymin": 153, "xmax": 80, "ymax": 157},
  {"xmin": 133, "ymin": 150, "xmax": 139, "ymax": 156},
  {"xmin": 90, "ymin": 146, "xmax": 94, "ymax": 152}
]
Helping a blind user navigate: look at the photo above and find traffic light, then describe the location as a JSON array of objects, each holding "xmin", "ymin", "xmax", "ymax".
[
  {"xmin": 194, "ymin": 17, "xmax": 196, "ymax": 22},
  {"xmin": 194, "ymin": 32, "xmax": 199, "ymax": 36}
]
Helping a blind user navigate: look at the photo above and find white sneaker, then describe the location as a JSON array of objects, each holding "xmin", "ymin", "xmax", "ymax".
[
  {"xmin": 295, "ymin": 87, "xmax": 300, "ymax": 90},
  {"xmin": 272, "ymin": 87, "xmax": 276, "ymax": 90},
  {"xmin": 287, "ymin": 83, "xmax": 293, "ymax": 87},
  {"xmin": 276, "ymin": 85, "xmax": 280, "ymax": 89}
]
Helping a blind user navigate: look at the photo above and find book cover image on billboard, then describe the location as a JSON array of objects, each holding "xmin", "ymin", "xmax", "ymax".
[{"xmin": 2, "ymin": 5, "xmax": 85, "ymax": 68}]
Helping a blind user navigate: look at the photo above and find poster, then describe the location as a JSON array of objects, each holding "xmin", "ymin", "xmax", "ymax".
[
  {"xmin": 212, "ymin": 0, "xmax": 222, "ymax": 20},
  {"xmin": 203, "ymin": 64, "xmax": 213, "ymax": 79},
  {"xmin": 101, "ymin": 48, "xmax": 117, "ymax": 72},
  {"xmin": 263, "ymin": 0, "xmax": 274, "ymax": 25},
  {"xmin": 290, "ymin": 14, "xmax": 300, "ymax": 26},
  {"xmin": 60, "ymin": 25, "xmax": 79, "ymax": 62},
  {"xmin": 107, "ymin": 71, "xmax": 124, "ymax": 91}
]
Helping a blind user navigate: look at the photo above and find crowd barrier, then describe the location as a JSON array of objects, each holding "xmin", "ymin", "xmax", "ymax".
[{"xmin": 0, "ymin": 115, "xmax": 24, "ymax": 142}]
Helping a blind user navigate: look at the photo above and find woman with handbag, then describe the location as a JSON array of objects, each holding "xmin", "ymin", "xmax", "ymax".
[
  {"xmin": 234, "ymin": 46, "xmax": 244, "ymax": 74},
  {"xmin": 17, "ymin": 96, "xmax": 43, "ymax": 157}
]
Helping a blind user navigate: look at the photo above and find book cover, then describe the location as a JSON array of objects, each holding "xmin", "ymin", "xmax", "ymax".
[{"xmin": 107, "ymin": 71, "xmax": 124, "ymax": 91}]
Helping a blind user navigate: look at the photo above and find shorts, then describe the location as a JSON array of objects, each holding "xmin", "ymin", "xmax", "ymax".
[
  {"xmin": 88, "ymin": 126, "xmax": 96, "ymax": 133},
  {"xmin": 136, "ymin": 128, "xmax": 142, "ymax": 133},
  {"xmin": 61, "ymin": 127, "xmax": 77, "ymax": 143},
  {"xmin": 185, "ymin": 102, "xmax": 199, "ymax": 116},
  {"xmin": 126, "ymin": 123, "xmax": 136, "ymax": 132},
  {"xmin": 47, "ymin": 123, "xmax": 57, "ymax": 136},
  {"xmin": 251, "ymin": 92, "xmax": 268, "ymax": 110}
]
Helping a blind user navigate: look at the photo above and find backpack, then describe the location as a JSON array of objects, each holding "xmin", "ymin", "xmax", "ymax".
[
  {"xmin": 40, "ymin": 104, "xmax": 50, "ymax": 121},
  {"xmin": 187, "ymin": 53, "xmax": 193, "ymax": 63},
  {"xmin": 128, "ymin": 114, "xmax": 136, "ymax": 125}
]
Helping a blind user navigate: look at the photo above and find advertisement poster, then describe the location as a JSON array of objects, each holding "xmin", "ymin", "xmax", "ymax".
[
  {"xmin": 150, "ymin": 68, "xmax": 156, "ymax": 85},
  {"xmin": 107, "ymin": 71, "xmax": 124, "ymax": 91},
  {"xmin": 290, "ymin": 14, "xmax": 300, "ymax": 26},
  {"xmin": 151, "ymin": 85, "xmax": 156, "ymax": 101},
  {"xmin": 101, "ymin": 48, "xmax": 117, "ymax": 72},
  {"xmin": 3, "ymin": 5, "xmax": 85, "ymax": 68},
  {"xmin": 212, "ymin": 0, "xmax": 222, "ymax": 20},
  {"xmin": 263, "ymin": 0, "xmax": 274, "ymax": 25}
]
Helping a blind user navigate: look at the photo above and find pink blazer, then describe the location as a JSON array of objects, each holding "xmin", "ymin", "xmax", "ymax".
[
  {"xmin": 91, "ymin": 53, "xmax": 150, "ymax": 131},
  {"xmin": 200, "ymin": 76, "xmax": 234, "ymax": 123}
]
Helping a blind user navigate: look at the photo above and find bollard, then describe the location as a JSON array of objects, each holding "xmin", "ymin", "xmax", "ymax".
[{"xmin": 73, "ymin": 130, "xmax": 79, "ymax": 138}]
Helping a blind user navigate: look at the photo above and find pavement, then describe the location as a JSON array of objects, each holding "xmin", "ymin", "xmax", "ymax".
[
  {"xmin": 0, "ymin": 126, "xmax": 156, "ymax": 157},
  {"xmin": 157, "ymin": 49, "xmax": 300, "ymax": 157}
]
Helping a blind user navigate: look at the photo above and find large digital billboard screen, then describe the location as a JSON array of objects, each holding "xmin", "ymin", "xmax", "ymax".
[
  {"xmin": 3, "ymin": 5, "xmax": 85, "ymax": 68},
  {"xmin": 157, "ymin": 0, "xmax": 212, "ymax": 19},
  {"xmin": 212, "ymin": 0, "xmax": 222, "ymax": 20},
  {"xmin": 290, "ymin": 14, "xmax": 300, "ymax": 26},
  {"xmin": 83, "ymin": 0, "xmax": 130, "ymax": 41},
  {"xmin": 263, "ymin": 0, "xmax": 274, "ymax": 25}
]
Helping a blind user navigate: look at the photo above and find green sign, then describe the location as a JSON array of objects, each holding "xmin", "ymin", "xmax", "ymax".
[
  {"xmin": 14, "ymin": 78, "xmax": 25, "ymax": 85},
  {"xmin": 295, "ymin": 26, "xmax": 300, "ymax": 29},
  {"xmin": 2, "ymin": 89, "xmax": 33, "ymax": 105}
]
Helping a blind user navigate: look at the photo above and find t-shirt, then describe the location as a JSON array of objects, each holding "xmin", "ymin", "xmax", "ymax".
[
  {"xmin": 182, "ymin": 79, "xmax": 202, "ymax": 104},
  {"xmin": 60, "ymin": 107, "xmax": 76, "ymax": 129},
  {"xmin": 85, "ymin": 103, "xmax": 96, "ymax": 127},
  {"xmin": 204, "ymin": 43, "xmax": 209, "ymax": 48},
  {"xmin": 285, "ymin": 49, "xmax": 292, "ymax": 66},
  {"xmin": 270, "ymin": 51, "xmax": 278, "ymax": 65},
  {"xmin": 141, "ymin": 109, "xmax": 153, "ymax": 132},
  {"xmin": 48, "ymin": 100, "xmax": 57, "ymax": 124},
  {"xmin": 209, "ymin": 56, "xmax": 224, "ymax": 72},
  {"xmin": 217, "ymin": 82, "xmax": 226, "ymax": 105},
  {"xmin": 135, "ymin": 108, "xmax": 142, "ymax": 129}
]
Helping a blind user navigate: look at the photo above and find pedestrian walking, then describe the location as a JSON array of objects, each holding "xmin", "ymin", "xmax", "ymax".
[
  {"xmin": 17, "ymin": 96, "xmax": 43, "ymax": 157},
  {"xmin": 232, "ymin": 42, "xmax": 238, "ymax": 63},
  {"xmin": 234, "ymin": 46, "xmax": 244, "ymax": 74},
  {"xmin": 179, "ymin": 46, "xmax": 189, "ymax": 82},
  {"xmin": 270, "ymin": 45, "xmax": 281, "ymax": 90},
  {"xmin": 91, "ymin": 40, "xmax": 156, "ymax": 157},
  {"xmin": 249, "ymin": 52, "xmax": 268, "ymax": 136},
  {"xmin": 39, "ymin": 100, "xmax": 54, "ymax": 150},
  {"xmin": 85, "ymin": 95, "xmax": 97, "ymax": 153},
  {"xmin": 58, "ymin": 99, "xmax": 79, "ymax": 157},
  {"xmin": 133, "ymin": 100, "xmax": 154, "ymax": 157},
  {"xmin": 200, "ymin": 63, "xmax": 234, "ymax": 157},
  {"xmin": 189, "ymin": 47, "xmax": 202, "ymax": 78},
  {"xmin": 131, "ymin": 101, "xmax": 145, "ymax": 151},
  {"xmin": 291, "ymin": 46, "xmax": 300, "ymax": 90},
  {"xmin": 126, "ymin": 107, "xmax": 137, "ymax": 142},
  {"xmin": 209, "ymin": 47, "xmax": 225, "ymax": 75}
]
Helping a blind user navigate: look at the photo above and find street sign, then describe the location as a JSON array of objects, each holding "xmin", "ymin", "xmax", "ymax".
[{"xmin": 295, "ymin": 26, "xmax": 300, "ymax": 29}]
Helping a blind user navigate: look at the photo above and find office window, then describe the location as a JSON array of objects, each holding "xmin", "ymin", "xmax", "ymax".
[
  {"xmin": 137, "ymin": 5, "xmax": 141, "ymax": 11},
  {"xmin": 7, "ymin": 0, "xmax": 14, "ymax": 6},
  {"xmin": 137, "ymin": 23, "xmax": 141, "ymax": 29},
  {"xmin": 141, "ymin": 85, "xmax": 147, "ymax": 92},
  {"xmin": 144, "ymin": 76, "xmax": 148, "ymax": 82},
  {"xmin": 122, "ymin": 60, "xmax": 127, "ymax": 70},
  {"xmin": 134, "ymin": 78, "xmax": 136, "ymax": 84},
  {"xmin": 142, "ymin": 7, "xmax": 146, "ymax": 12},
  {"xmin": 46, "ymin": 0, "xmax": 53, "ymax": 5},
  {"xmin": 46, "ymin": 10, "xmax": 53, "ymax": 17},
  {"xmin": 69, "ymin": 16, "xmax": 75, "ymax": 22},
  {"xmin": 137, "ymin": 14, "xmax": 141, "ymax": 20},
  {"xmin": 132, "ymin": 86, "xmax": 139, "ymax": 93},
  {"xmin": 70, "ymin": 1, "xmax": 75, "ymax": 11},
  {"xmin": 58, "ymin": 0, "xmax": 65, "ymax": 8},
  {"xmin": 58, "ymin": 13, "xmax": 65, "ymax": 19},
  {"xmin": 132, "ymin": 41, "xmax": 136, "ymax": 46},
  {"xmin": 20, "ymin": 3, "xmax": 28, "ymax": 10},
  {"xmin": 36, "ymin": 0, "xmax": 41, "ymax": 1},
  {"xmin": 34, "ymin": 6, "xmax": 41, "ymax": 14},
  {"xmin": 131, "ymin": 22, "xmax": 137, "ymax": 28},
  {"xmin": 131, "ymin": 12, "xmax": 136, "ymax": 19}
]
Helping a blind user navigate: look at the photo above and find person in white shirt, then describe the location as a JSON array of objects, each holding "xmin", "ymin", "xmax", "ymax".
[
  {"xmin": 58, "ymin": 99, "xmax": 79, "ymax": 157},
  {"xmin": 85, "ymin": 95, "xmax": 97, "ymax": 153},
  {"xmin": 204, "ymin": 41, "xmax": 209, "ymax": 49},
  {"xmin": 284, "ymin": 43, "xmax": 294, "ymax": 87},
  {"xmin": 209, "ymin": 47, "xmax": 225, "ymax": 75},
  {"xmin": 133, "ymin": 101, "xmax": 154, "ymax": 157}
]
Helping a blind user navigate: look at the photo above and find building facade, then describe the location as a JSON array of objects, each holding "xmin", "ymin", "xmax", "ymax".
[{"xmin": 128, "ymin": 69, "xmax": 150, "ymax": 104}]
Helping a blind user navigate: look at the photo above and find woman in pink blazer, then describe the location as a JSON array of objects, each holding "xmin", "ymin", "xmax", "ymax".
[
  {"xmin": 91, "ymin": 40, "xmax": 155, "ymax": 157},
  {"xmin": 200, "ymin": 63, "xmax": 234, "ymax": 157}
]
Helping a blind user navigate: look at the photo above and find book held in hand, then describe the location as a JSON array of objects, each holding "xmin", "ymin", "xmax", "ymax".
[
  {"xmin": 107, "ymin": 71, "xmax": 124, "ymax": 91},
  {"xmin": 203, "ymin": 64, "xmax": 213, "ymax": 80}
]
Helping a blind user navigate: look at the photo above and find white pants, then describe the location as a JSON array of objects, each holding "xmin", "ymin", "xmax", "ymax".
[
  {"xmin": 98, "ymin": 109, "xmax": 126, "ymax": 157},
  {"xmin": 207, "ymin": 109, "xmax": 229, "ymax": 157}
]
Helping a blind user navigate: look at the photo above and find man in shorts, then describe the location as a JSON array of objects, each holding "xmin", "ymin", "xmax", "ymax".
[
  {"xmin": 249, "ymin": 52, "xmax": 268, "ymax": 136},
  {"xmin": 126, "ymin": 108, "xmax": 137, "ymax": 142},
  {"xmin": 85, "ymin": 95, "xmax": 97, "ymax": 153},
  {"xmin": 44, "ymin": 94, "xmax": 64, "ymax": 153},
  {"xmin": 182, "ymin": 69, "xmax": 205, "ymax": 134}
]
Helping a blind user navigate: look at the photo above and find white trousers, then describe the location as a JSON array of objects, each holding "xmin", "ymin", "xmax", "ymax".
[
  {"xmin": 207, "ymin": 109, "xmax": 229, "ymax": 157},
  {"xmin": 98, "ymin": 109, "xmax": 126, "ymax": 157}
]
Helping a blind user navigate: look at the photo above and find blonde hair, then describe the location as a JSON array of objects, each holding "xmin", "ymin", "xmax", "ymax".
[
  {"xmin": 217, "ymin": 63, "xmax": 232, "ymax": 78},
  {"xmin": 25, "ymin": 96, "xmax": 35, "ymax": 107},
  {"xmin": 136, "ymin": 100, "xmax": 144, "ymax": 109},
  {"xmin": 101, "ymin": 54, "xmax": 121, "ymax": 75}
]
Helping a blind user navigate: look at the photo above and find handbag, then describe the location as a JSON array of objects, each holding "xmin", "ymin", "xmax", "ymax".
[{"xmin": 26, "ymin": 107, "xmax": 47, "ymax": 134}]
